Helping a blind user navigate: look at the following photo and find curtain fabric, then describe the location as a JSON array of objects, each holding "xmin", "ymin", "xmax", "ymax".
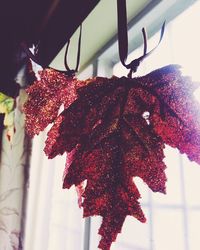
[{"xmin": 0, "ymin": 90, "xmax": 30, "ymax": 250}]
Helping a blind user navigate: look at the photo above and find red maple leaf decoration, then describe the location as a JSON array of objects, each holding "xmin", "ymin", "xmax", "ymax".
[
  {"xmin": 24, "ymin": 65, "xmax": 200, "ymax": 250},
  {"xmin": 23, "ymin": 68, "xmax": 83, "ymax": 137}
]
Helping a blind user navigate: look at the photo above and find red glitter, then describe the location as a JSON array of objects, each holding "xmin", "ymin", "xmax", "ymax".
[
  {"xmin": 23, "ymin": 68, "xmax": 83, "ymax": 137},
  {"xmin": 24, "ymin": 65, "xmax": 200, "ymax": 250}
]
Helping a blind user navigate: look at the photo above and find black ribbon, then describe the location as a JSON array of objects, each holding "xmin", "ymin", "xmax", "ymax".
[
  {"xmin": 21, "ymin": 25, "xmax": 82, "ymax": 77},
  {"xmin": 64, "ymin": 24, "xmax": 82, "ymax": 76},
  {"xmin": 117, "ymin": 0, "xmax": 165, "ymax": 77}
]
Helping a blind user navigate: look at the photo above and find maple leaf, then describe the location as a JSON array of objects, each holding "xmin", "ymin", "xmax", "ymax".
[
  {"xmin": 25, "ymin": 64, "xmax": 200, "ymax": 250},
  {"xmin": 23, "ymin": 68, "xmax": 83, "ymax": 137}
]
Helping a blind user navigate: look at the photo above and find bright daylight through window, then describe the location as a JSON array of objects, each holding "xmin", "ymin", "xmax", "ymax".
[{"xmin": 24, "ymin": 1, "xmax": 200, "ymax": 250}]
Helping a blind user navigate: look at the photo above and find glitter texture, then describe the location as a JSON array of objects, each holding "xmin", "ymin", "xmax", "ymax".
[
  {"xmin": 24, "ymin": 65, "xmax": 200, "ymax": 250},
  {"xmin": 23, "ymin": 68, "xmax": 83, "ymax": 137}
]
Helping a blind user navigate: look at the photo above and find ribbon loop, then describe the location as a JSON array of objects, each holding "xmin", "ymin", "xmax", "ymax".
[
  {"xmin": 22, "ymin": 24, "xmax": 82, "ymax": 77},
  {"xmin": 21, "ymin": 42, "xmax": 46, "ymax": 68},
  {"xmin": 64, "ymin": 24, "xmax": 82, "ymax": 74},
  {"xmin": 117, "ymin": 0, "xmax": 165, "ymax": 77}
]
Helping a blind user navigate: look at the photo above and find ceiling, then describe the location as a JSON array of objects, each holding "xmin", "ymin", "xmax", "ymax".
[
  {"xmin": 0, "ymin": 0, "xmax": 150, "ymax": 95},
  {"xmin": 1, "ymin": 0, "xmax": 194, "ymax": 96},
  {"xmin": 0, "ymin": 0, "xmax": 100, "ymax": 95},
  {"xmin": 51, "ymin": 0, "xmax": 150, "ymax": 71},
  {"xmin": 0, "ymin": 0, "xmax": 197, "ymax": 139}
]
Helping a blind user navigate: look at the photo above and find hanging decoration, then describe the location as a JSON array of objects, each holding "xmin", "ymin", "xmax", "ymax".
[
  {"xmin": 23, "ymin": 68, "xmax": 84, "ymax": 137},
  {"xmin": 24, "ymin": 64, "xmax": 200, "ymax": 250},
  {"xmin": 23, "ymin": 1, "xmax": 200, "ymax": 250},
  {"xmin": 22, "ymin": 25, "xmax": 83, "ymax": 137}
]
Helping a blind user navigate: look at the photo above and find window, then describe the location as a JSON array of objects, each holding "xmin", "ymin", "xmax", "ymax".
[
  {"xmin": 109, "ymin": 2, "xmax": 200, "ymax": 250},
  {"xmin": 24, "ymin": 1, "xmax": 200, "ymax": 250},
  {"xmin": 24, "ymin": 65, "xmax": 93, "ymax": 250}
]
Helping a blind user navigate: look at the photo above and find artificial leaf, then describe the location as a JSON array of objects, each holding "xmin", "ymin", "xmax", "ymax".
[
  {"xmin": 0, "ymin": 92, "xmax": 14, "ymax": 114},
  {"xmin": 4, "ymin": 111, "xmax": 15, "ymax": 142},
  {"xmin": 24, "ymin": 64, "xmax": 200, "ymax": 250},
  {"xmin": 0, "ymin": 92, "xmax": 15, "ymax": 142},
  {"xmin": 23, "ymin": 68, "xmax": 84, "ymax": 137}
]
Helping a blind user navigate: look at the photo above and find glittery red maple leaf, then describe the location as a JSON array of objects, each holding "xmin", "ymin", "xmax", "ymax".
[
  {"xmin": 23, "ymin": 68, "xmax": 83, "ymax": 137},
  {"xmin": 25, "ymin": 64, "xmax": 200, "ymax": 250}
]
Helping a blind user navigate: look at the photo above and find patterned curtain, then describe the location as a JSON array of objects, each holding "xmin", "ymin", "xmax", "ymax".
[{"xmin": 0, "ymin": 90, "xmax": 30, "ymax": 250}]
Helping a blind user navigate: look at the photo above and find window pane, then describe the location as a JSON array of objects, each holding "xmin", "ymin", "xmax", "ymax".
[
  {"xmin": 112, "ymin": 3, "xmax": 200, "ymax": 250},
  {"xmin": 182, "ymin": 155, "xmax": 200, "ymax": 207},
  {"xmin": 134, "ymin": 177, "xmax": 149, "ymax": 205},
  {"xmin": 188, "ymin": 211, "xmax": 200, "ymax": 250},
  {"xmin": 152, "ymin": 147, "xmax": 182, "ymax": 205},
  {"xmin": 153, "ymin": 209, "xmax": 185, "ymax": 250},
  {"xmin": 78, "ymin": 65, "xmax": 93, "ymax": 80},
  {"xmin": 48, "ymin": 156, "xmax": 84, "ymax": 250},
  {"xmin": 169, "ymin": 1, "xmax": 200, "ymax": 82},
  {"xmin": 48, "ymin": 226, "xmax": 83, "ymax": 250},
  {"xmin": 89, "ymin": 217, "xmax": 102, "ymax": 250},
  {"xmin": 111, "ymin": 208, "xmax": 150, "ymax": 250}
]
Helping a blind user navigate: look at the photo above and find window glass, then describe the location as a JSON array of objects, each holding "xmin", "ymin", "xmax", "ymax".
[
  {"xmin": 111, "ymin": 208, "xmax": 150, "ymax": 250},
  {"xmin": 25, "ymin": 1, "xmax": 200, "ymax": 249},
  {"xmin": 24, "ymin": 65, "xmax": 93, "ymax": 250},
  {"xmin": 188, "ymin": 211, "xmax": 200, "ymax": 250},
  {"xmin": 111, "ymin": 2, "xmax": 200, "ymax": 250},
  {"xmin": 153, "ymin": 209, "xmax": 185, "ymax": 250}
]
